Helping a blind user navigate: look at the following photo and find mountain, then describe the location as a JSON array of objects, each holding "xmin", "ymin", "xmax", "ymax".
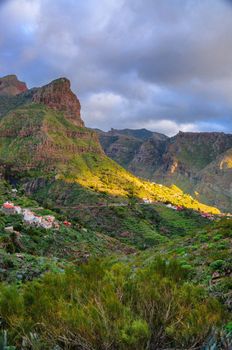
[
  {"xmin": 0, "ymin": 74, "xmax": 28, "ymax": 96},
  {"xmin": 0, "ymin": 74, "xmax": 219, "ymax": 214},
  {"xmin": 99, "ymin": 129, "xmax": 232, "ymax": 211},
  {"xmin": 195, "ymin": 147, "xmax": 232, "ymax": 210},
  {"xmin": 106, "ymin": 128, "xmax": 159, "ymax": 140},
  {"xmin": 97, "ymin": 128, "xmax": 167, "ymax": 169},
  {"xmin": 0, "ymin": 75, "xmax": 231, "ymax": 350}
]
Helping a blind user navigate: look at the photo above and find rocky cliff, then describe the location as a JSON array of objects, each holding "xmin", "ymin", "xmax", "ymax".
[
  {"xmin": 32, "ymin": 78, "xmax": 84, "ymax": 127},
  {"xmin": 0, "ymin": 75, "xmax": 100, "ymax": 174},
  {"xmin": 0, "ymin": 75, "xmax": 28, "ymax": 96}
]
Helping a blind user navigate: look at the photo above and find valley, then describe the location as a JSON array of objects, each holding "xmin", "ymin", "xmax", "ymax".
[
  {"xmin": 98, "ymin": 129, "xmax": 232, "ymax": 212},
  {"xmin": 0, "ymin": 74, "xmax": 231, "ymax": 349}
]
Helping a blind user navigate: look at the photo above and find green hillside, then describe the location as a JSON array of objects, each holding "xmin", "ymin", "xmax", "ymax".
[
  {"xmin": 0, "ymin": 75, "xmax": 231, "ymax": 349},
  {"xmin": 0, "ymin": 178, "xmax": 231, "ymax": 349},
  {"xmin": 0, "ymin": 104, "xmax": 220, "ymax": 214}
]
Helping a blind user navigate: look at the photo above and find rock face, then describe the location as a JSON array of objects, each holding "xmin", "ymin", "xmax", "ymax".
[
  {"xmin": 0, "ymin": 74, "xmax": 100, "ymax": 175},
  {"xmin": 32, "ymin": 78, "xmax": 84, "ymax": 127},
  {"xmin": 98, "ymin": 130, "xmax": 143, "ymax": 168},
  {"xmin": 128, "ymin": 134, "xmax": 168, "ymax": 179},
  {"xmin": 0, "ymin": 75, "xmax": 85, "ymax": 128},
  {"xmin": 97, "ymin": 128, "xmax": 168, "ymax": 170},
  {"xmin": 0, "ymin": 75, "xmax": 28, "ymax": 96},
  {"xmin": 98, "ymin": 129, "xmax": 232, "ymax": 211},
  {"xmin": 154, "ymin": 132, "xmax": 232, "ymax": 182},
  {"xmin": 195, "ymin": 148, "xmax": 232, "ymax": 211}
]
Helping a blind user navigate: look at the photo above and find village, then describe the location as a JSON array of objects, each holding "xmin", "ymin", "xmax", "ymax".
[
  {"xmin": 142, "ymin": 198, "xmax": 216, "ymax": 219},
  {"xmin": 1, "ymin": 201, "xmax": 72, "ymax": 229},
  {"xmin": 1, "ymin": 195, "xmax": 230, "ymax": 232}
]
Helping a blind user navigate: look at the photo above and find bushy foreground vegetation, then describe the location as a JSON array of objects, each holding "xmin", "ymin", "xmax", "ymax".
[
  {"xmin": 0, "ymin": 180, "xmax": 231, "ymax": 349},
  {"xmin": 0, "ymin": 258, "xmax": 226, "ymax": 350}
]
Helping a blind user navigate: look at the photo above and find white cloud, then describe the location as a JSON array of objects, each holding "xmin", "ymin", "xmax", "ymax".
[
  {"xmin": 83, "ymin": 92, "xmax": 127, "ymax": 122},
  {"xmin": 1, "ymin": 0, "xmax": 232, "ymax": 134},
  {"xmin": 132, "ymin": 119, "xmax": 200, "ymax": 136}
]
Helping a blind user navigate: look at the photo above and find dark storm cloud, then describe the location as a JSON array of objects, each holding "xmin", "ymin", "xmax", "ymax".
[{"xmin": 0, "ymin": 0, "xmax": 232, "ymax": 135}]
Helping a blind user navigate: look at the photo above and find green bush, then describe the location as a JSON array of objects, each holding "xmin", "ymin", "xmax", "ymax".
[
  {"xmin": 210, "ymin": 260, "xmax": 225, "ymax": 271},
  {"xmin": 0, "ymin": 258, "xmax": 225, "ymax": 349}
]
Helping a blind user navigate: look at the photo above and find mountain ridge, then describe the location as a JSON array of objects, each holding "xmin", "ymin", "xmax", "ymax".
[
  {"xmin": 97, "ymin": 128, "xmax": 232, "ymax": 211},
  {"xmin": 0, "ymin": 74, "xmax": 220, "ymax": 214}
]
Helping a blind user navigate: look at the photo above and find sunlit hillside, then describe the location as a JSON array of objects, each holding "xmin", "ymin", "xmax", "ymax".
[{"xmin": 0, "ymin": 104, "xmax": 220, "ymax": 214}]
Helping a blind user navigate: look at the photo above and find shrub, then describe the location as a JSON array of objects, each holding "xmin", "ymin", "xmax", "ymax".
[
  {"xmin": 210, "ymin": 260, "xmax": 225, "ymax": 271},
  {"xmin": 0, "ymin": 258, "xmax": 225, "ymax": 350}
]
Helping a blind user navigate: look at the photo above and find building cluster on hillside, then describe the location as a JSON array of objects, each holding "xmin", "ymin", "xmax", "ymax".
[
  {"xmin": 142, "ymin": 198, "xmax": 153, "ymax": 204},
  {"xmin": 2, "ymin": 201, "xmax": 60, "ymax": 229},
  {"xmin": 200, "ymin": 212, "xmax": 215, "ymax": 220},
  {"xmin": 165, "ymin": 203, "xmax": 219, "ymax": 220},
  {"xmin": 220, "ymin": 212, "xmax": 232, "ymax": 218},
  {"xmin": 165, "ymin": 203, "xmax": 184, "ymax": 211}
]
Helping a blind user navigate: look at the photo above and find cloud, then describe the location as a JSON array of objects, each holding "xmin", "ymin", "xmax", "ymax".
[
  {"xmin": 1, "ymin": 0, "xmax": 232, "ymax": 135},
  {"xmin": 133, "ymin": 120, "xmax": 200, "ymax": 137},
  {"xmin": 84, "ymin": 92, "xmax": 127, "ymax": 122}
]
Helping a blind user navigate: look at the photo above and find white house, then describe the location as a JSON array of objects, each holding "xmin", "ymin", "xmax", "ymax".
[{"xmin": 14, "ymin": 206, "xmax": 22, "ymax": 214}]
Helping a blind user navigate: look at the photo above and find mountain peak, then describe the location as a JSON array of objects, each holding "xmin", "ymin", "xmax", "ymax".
[
  {"xmin": 0, "ymin": 74, "xmax": 28, "ymax": 96},
  {"xmin": 32, "ymin": 77, "xmax": 84, "ymax": 127}
]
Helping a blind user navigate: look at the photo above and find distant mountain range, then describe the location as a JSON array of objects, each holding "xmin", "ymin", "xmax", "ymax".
[{"xmin": 97, "ymin": 129, "xmax": 232, "ymax": 212}]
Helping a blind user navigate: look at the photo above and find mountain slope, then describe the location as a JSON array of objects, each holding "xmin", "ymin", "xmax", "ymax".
[
  {"xmin": 0, "ymin": 75, "xmax": 219, "ymax": 214},
  {"xmin": 97, "ymin": 128, "xmax": 168, "ymax": 170},
  {"xmin": 195, "ymin": 148, "xmax": 232, "ymax": 211},
  {"xmin": 99, "ymin": 129, "xmax": 232, "ymax": 211},
  {"xmin": 0, "ymin": 76, "xmax": 230, "ymax": 349}
]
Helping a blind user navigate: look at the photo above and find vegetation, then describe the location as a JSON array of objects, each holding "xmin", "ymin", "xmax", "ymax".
[
  {"xmin": 0, "ymin": 87, "xmax": 231, "ymax": 349},
  {"xmin": 0, "ymin": 178, "xmax": 231, "ymax": 349},
  {"xmin": 0, "ymin": 259, "xmax": 226, "ymax": 350},
  {"xmin": 0, "ymin": 103, "xmax": 220, "ymax": 214}
]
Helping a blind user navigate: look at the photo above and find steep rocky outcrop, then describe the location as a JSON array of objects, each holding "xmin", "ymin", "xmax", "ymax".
[
  {"xmin": 0, "ymin": 75, "xmax": 27, "ymax": 96},
  {"xmin": 0, "ymin": 104, "xmax": 102, "ymax": 174},
  {"xmin": 0, "ymin": 76, "xmax": 84, "ymax": 127},
  {"xmin": 32, "ymin": 78, "xmax": 84, "ymax": 127},
  {"xmin": 0, "ymin": 75, "xmax": 98, "ymax": 174}
]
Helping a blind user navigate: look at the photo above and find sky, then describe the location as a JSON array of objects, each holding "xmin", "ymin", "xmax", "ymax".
[{"xmin": 1, "ymin": 0, "xmax": 232, "ymax": 136}]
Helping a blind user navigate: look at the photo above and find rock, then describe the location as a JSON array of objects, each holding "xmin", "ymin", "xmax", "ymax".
[
  {"xmin": 32, "ymin": 77, "xmax": 84, "ymax": 127},
  {"xmin": 0, "ymin": 75, "xmax": 28, "ymax": 96},
  {"xmin": 120, "ymin": 231, "xmax": 131, "ymax": 237},
  {"xmin": 4, "ymin": 226, "xmax": 14, "ymax": 233}
]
